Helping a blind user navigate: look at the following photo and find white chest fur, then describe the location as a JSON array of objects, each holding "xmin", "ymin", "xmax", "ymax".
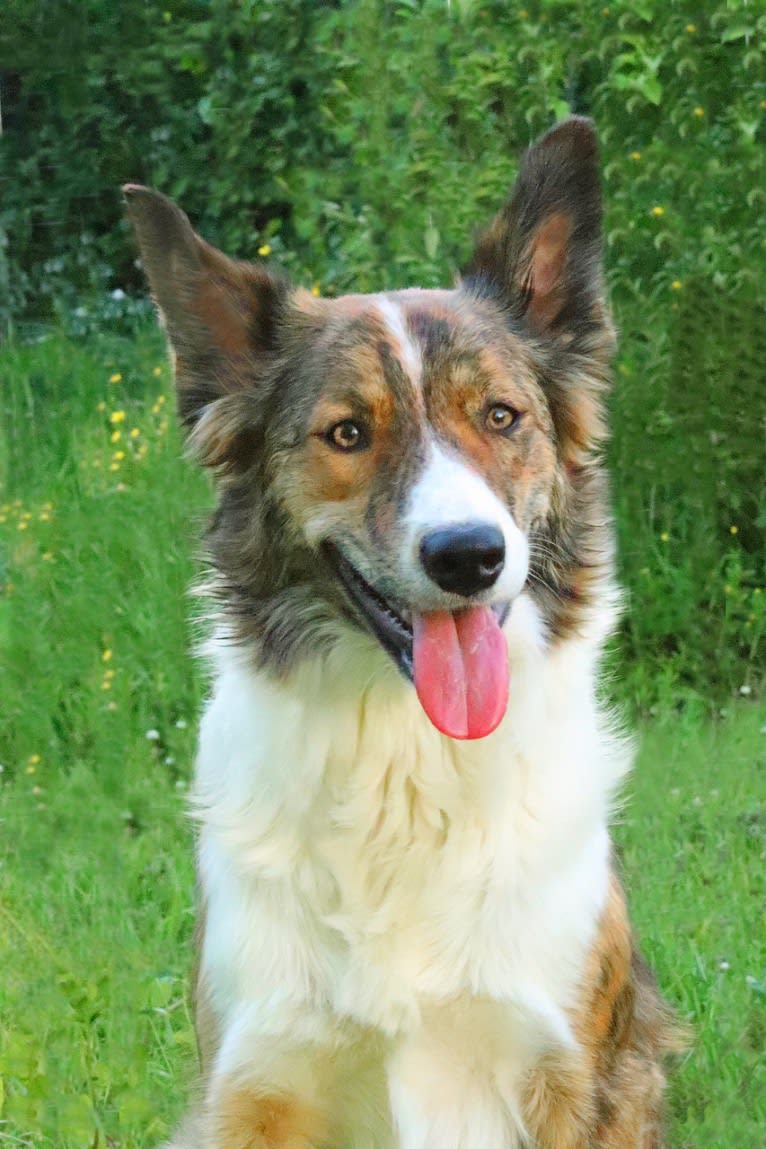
[{"xmin": 192, "ymin": 595, "xmax": 630, "ymax": 1148}]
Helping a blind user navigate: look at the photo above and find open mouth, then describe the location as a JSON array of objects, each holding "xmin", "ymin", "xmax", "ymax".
[
  {"xmin": 323, "ymin": 542, "xmax": 415, "ymax": 680},
  {"xmin": 323, "ymin": 542, "xmax": 511, "ymax": 741}
]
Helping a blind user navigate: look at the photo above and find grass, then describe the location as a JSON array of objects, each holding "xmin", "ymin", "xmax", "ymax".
[{"xmin": 0, "ymin": 330, "xmax": 764, "ymax": 1147}]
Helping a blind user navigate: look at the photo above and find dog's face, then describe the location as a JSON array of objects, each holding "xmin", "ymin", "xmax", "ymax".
[{"xmin": 126, "ymin": 117, "xmax": 615, "ymax": 740}]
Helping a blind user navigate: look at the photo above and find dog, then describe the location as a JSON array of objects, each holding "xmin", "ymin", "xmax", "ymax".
[{"xmin": 126, "ymin": 117, "xmax": 677, "ymax": 1149}]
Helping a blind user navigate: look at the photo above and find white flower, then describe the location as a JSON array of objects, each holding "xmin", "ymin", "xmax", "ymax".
[
  {"xmin": 719, "ymin": 961, "xmax": 730, "ymax": 971},
  {"xmin": 164, "ymin": 755, "xmax": 176, "ymax": 766},
  {"xmin": 145, "ymin": 729, "xmax": 160, "ymax": 741},
  {"xmin": 739, "ymin": 684, "xmax": 752, "ymax": 696},
  {"xmin": 111, "ymin": 288, "xmax": 126, "ymax": 301},
  {"xmin": 175, "ymin": 719, "xmax": 187, "ymax": 729}
]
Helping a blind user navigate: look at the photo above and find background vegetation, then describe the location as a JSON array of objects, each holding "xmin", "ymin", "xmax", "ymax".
[
  {"xmin": 0, "ymin": 1, "xmax": 764, "ymax": 1146},
  {"xmin": 2, "ymin": 0, "xmax": 763, "ymax": 703}
]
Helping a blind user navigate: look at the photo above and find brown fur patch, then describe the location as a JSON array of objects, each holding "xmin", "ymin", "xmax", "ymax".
[
  {"xmin": 522, "ymin": 872, "xmax": 681, "ymax": 1148},
  {"xmin": 522, "ymin": 1049, "xmax": 595, "ymax": 1149},
  {"xmin": 203, "ymin": 1089, "xmax": 328, "ymax": 1149}
]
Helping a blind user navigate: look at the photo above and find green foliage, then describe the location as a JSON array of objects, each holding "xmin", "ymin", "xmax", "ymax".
[
  {"xmin": 1, "ymin": 0, "xmax": 764, "ymax": 314},
  {"xmin": 1, "ymin": 0, "xmax": 763, "ymax": 703}
]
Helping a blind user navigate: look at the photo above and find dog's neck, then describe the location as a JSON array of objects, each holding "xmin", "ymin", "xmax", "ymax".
[{"xmin": 193, "ymin": 590, "xmax": 629, "ymax": 856}]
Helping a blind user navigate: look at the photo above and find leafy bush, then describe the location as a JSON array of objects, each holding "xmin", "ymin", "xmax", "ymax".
[{"xmin": 2, "ymin": 0, "xmax": 763, "ymax": 311}]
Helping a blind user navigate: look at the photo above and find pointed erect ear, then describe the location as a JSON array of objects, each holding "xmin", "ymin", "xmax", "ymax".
[
  {"xmin": 462, "ymin": 118, "xmax": 611, "ymax": 356},
  {"xmin": 123, "ymin": 185, "xmax": 288, "ymax": 429}
]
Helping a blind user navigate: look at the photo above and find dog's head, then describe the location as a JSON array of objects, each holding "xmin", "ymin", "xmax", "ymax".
[{"xmin": 126, "ymin": 117, "xmax": 615, "ymax": 740}]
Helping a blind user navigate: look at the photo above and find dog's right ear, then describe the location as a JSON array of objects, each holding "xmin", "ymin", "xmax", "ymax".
[{"xmin": 123, "ymin": 186, "xmax": 288, "ymax": 436}]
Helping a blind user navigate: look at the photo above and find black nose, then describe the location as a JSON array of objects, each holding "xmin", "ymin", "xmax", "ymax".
[{"xmin": 420, "ymin": 523, "xmax": 505, "ymax": 597}]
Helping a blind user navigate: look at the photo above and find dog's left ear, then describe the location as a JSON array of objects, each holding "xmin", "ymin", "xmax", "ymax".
[
  {"xmin": 463, "ymin": 117, "xmax": 611, "ymax": 358},
  {"xmin": 124, "ymin": 185, "xmax": 288, "ymax": 436}
]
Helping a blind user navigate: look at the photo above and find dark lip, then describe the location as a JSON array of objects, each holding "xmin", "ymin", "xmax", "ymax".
[
  {"xmin": 322, "ymin": 542, "xmax": 415, "ymax": 680},
  {"xmin": 322, "ymin": 542, "xmax": 511, "ymax": 682}
]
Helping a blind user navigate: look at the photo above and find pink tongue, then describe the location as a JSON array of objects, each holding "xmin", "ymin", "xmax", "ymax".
[{"xmin": 412, "ymin": 607, "xmax": 509, "ymax": 740}]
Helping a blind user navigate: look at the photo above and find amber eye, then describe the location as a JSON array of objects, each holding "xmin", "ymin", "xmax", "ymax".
[
  {"xmin": 325, "ymin": 419, "xmax": 368, "ymax": 452},
  {"xmin": 485, "ymin": 403, "xmax": 520, "ymax": 434}
]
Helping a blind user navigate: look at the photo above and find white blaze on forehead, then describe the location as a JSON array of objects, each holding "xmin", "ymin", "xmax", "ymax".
[
  {"xmin": 402, "ymin": 443, "xmax": 529, "ymax": 602},
  {"xmin": 376, "ymin": 296, "xmax": 422, "ymax": 388}
]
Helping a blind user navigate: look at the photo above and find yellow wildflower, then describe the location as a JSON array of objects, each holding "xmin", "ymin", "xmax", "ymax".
[
  {"xmin": 39, "ymin": 511, "xmax": 50, "ymax": 522},
  {"xmin": 102, "ymin": 648, "xmax": 113, "ymax": 662},
  {"xmin": 257, "ymin": 244, "xmax": 272, "ymax": 257},
  {"xmin": 113, "ymin": 450, "xmax": 126, "ymax": 462},
  {"xmin": 111, "ymin": 431, "xmax": 121, "ymax": 443},
  {"xmin": 311, "ymin": 283, "xmax": 321, "ymax": 297},
  {"xmin": 630, "ymin": 151, "xmax": 642, "ymax": 161},
  {"xmin": 109, "ymin": 373, "xmax": 123, "ymax": 384},
  {"xmin": 660, "ymin": 531, "xmax": 669, "ymax": 542},
  {"xmin": 157, "ymin": 395, "xmax": 166, "ymax": 406},
  {"xmin": 151, "ymin": 403, "xmax": 160, "ymax": 415},
  {"xmin": 685, "ymin": 23, "xmax": 696, "ymax": 33},
  {"xmin": 18, "ymin": 520, "xmax": 28, "ymax": 531},
  {"xmin": 724, "ymin": 584, "xmax": 732, "ymax": 595},
  {"xmin": 109, "ymin": 462, "xmax": 120, "ymax": 472},
  {"xmin": 159, "ymin": 420, "xmax": 169, "ymax": 435},
  {"xmin": 129, "ymin": 428, "xmax": 140, "ymax": 439},
  {"xmin": 97, "ymin": 401, "xmax": 107, "ymax": 412},
  {"xmin": 104, "ymin": 668, "xmax": 115, "ymax": 680},
  {"xmin": 671, "ymin": 280, "xmax": 683, "ymax": 291},
  {"xmin": 110, "ymin": 410, "xmax": 126, "ymax": 424},
  {"xmin": 153, "ymin": 366, "xmax": 163, "ymax": 377},
  {"xmin": 693, "ymin": 107, "xmax": 704, "ymax": 118},
  {"xmin": 651, "ymin": 206, "xmax": 665, "ymax": 218},
  {"xmin": 729, "ymin": 525, "xmax": 738, "ymax": 535},
  {"xmin": 42, "ymin": 551, "xmax": 54, "ymax": 562},
  {"xmin": 101, "ymin": 679, "xmax": 112, "ymax": 690},
  {"xmin": 28, "ymin": 754, "xmax": 41, "ymax": 766},
  {"xmin": 0, "ymin": 516, "xmax": 5, "ymax": 525}
]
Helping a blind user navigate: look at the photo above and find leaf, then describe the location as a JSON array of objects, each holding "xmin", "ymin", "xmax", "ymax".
[
  {"xmin": 638, "ymin": 74, "xmax": 663, "ymax": 105},
  {"xmin": 57, "ymin": 1094, "xmax": 98, "ymax": 1145},
  {"xmin": 424, "ymin": 221, "xmax": 440, "ymax": 260},
  {"xmin": 720, "ymin": 25, "xmax": 753, "ymax": 43}
]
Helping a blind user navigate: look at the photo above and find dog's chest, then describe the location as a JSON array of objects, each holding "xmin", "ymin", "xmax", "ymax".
[{"xmin": 198, "ymin": 687, "xmax": 608, "ymax": 1045}]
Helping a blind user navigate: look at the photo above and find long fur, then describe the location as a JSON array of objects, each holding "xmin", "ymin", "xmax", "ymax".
[{"xmin": 126, "ymin": 118, "xmax": 678, "ymax": 1149}]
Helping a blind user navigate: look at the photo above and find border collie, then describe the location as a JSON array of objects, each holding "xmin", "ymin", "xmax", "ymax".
[{"xmin": 126, "ymin": 117, "xmax": 676, "ymax": 1149}]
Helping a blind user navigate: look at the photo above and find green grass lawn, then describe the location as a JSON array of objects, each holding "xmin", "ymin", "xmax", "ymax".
[{"xmin": 1, "ymin": 332, "xmax": 764, "ymax": 1147}]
